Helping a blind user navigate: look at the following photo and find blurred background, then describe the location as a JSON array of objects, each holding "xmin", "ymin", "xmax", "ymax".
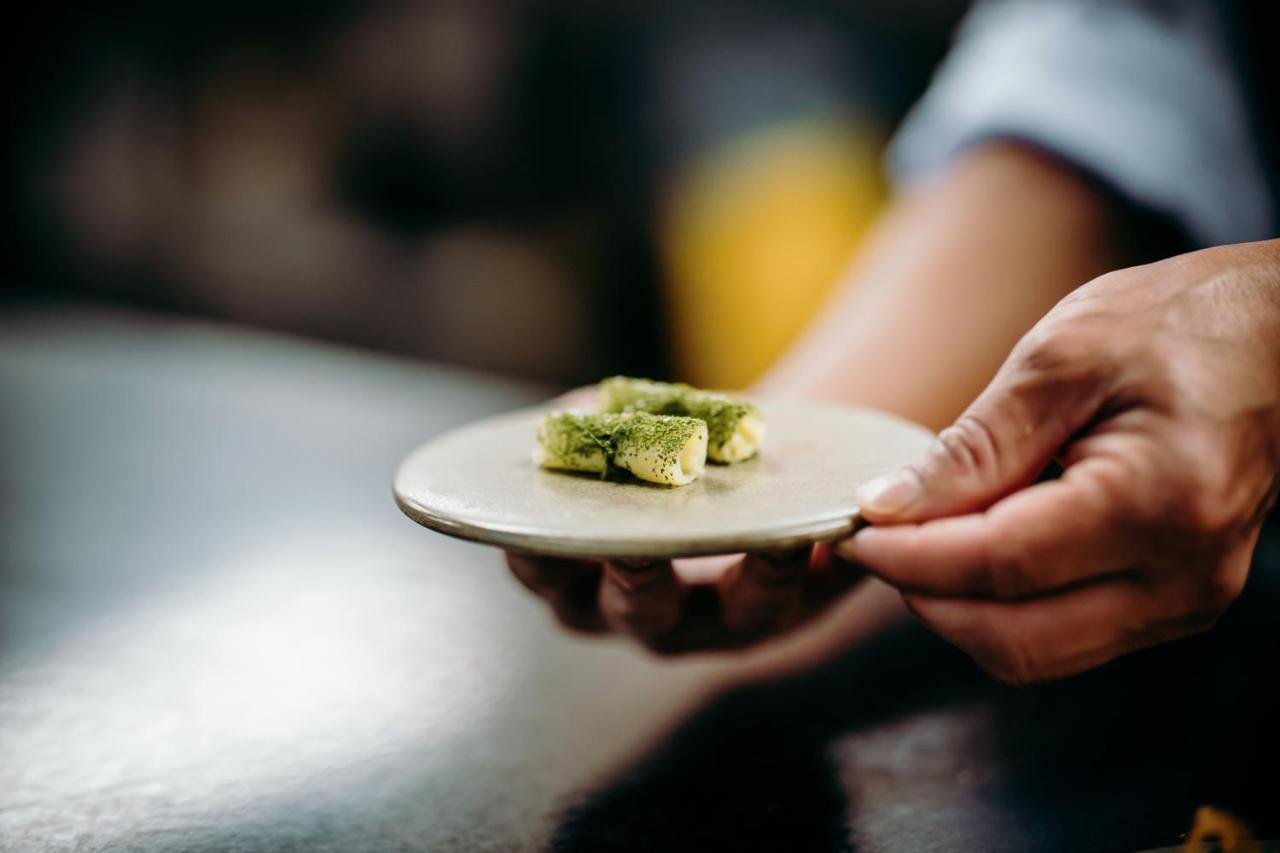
[
  {"xmin": 5, "ymin": 0, "xmax": 967, "ymax": 388},
  {"xmin": 11, "ymin": 6, "xmax": 1280, "ymax": 850}
]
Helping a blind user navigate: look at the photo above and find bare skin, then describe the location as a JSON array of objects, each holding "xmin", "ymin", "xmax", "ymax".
[
  {"xmin": 505, "ymin": 142, "xmax": 1149, "ymax": 666},
  {"xmin": 757, "ymin": 141, "xmax": 1142, "ymax": 430},
  {"xmin": 840, "ymin": 239, "xmax": 1280, "ymax": 684}
]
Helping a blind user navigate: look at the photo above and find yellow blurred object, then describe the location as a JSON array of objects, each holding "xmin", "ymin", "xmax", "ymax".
[
  {"xmin": 1183, "ymin": 805, "xmax": 1260, "ymax": 853},
  {"xmin": 660, "ymin": 117, "xmax": 885, "ymax": 389}
]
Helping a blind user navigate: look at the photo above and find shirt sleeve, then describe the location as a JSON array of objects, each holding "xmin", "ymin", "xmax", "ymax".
[{"xmin": 888, "ymin": 0, "xmax": 1274, "ymax": 247}]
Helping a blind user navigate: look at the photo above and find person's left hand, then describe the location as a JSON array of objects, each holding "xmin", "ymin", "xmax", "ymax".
[
  {"xmin": 837, "ymin": 239, "xmax": 1280, "ymax": 685},
  {"xmin": 505, "ymin": 544, "xmax": 865, "ymax": 654}
]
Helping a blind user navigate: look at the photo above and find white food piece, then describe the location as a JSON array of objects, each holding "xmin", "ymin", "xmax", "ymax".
[
  {"xmin": 614, "ymin": 420, "xmax": 708, "ymax": 486},
  {"xmin": 533, "ymin": 411, "xmax": 708, "ymax": 486},
  {"xmin": 711, "ymin": 412, "xmax": 766, "ymax": 464}
]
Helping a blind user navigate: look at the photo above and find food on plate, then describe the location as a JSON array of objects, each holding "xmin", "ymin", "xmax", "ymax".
[
  {"xmin": 534, "ymin": 411, "xmax": 708, "ymax": 486},
  {"xmin": 595, "ymin": 376, "xmax": 765, "ymax": 463}
]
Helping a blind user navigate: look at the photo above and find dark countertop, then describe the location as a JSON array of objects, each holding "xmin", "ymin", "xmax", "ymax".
[{"xmin": 2, "ymin": 306, "xmax": 1277, "ymax": 852}]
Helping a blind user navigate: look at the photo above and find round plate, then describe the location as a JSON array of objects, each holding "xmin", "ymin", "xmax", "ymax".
[{"xmin": 393, "ymin": 398, "xmax": 934, "ymax": 559}]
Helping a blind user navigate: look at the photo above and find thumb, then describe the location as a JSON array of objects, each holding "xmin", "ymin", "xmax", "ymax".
[{"xmin": 857, "ymin": 341, "xmax": 1106, "ymax": 524}]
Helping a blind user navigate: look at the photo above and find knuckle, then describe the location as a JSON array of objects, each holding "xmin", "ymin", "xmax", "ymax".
[
  {"xmin": 1179, "ymin": 456, "xmax": 1256, "ymax": 542},
  {"xmin": 1182, "ymin": 493, "xmax": 1236, "ymax": 541},
  {"xmin": 1159, "ymin": 417, "xmax": 1277, "ymax": 545},
  {"xmin": 1012, "ymin": 315, "xmax": 1089, "ymax": 373},
  {"xmin": 932, "ymin": 414, "xmax": 1001, "ymax": 479},
  {"xmin": 1162, "ymin": 459, "xmax": 1240, "ymax": 543},
  {"xmin": 1008, "ymin": 316, "xmax": 1109, "ymax": 394},
  {"xmin": 1012, "ymin": 325, "xmax": 1071, "ymax": 377},
  {"xmin": 1196, "ymin": 564, "xmax": 1246, "ymax": 613}
]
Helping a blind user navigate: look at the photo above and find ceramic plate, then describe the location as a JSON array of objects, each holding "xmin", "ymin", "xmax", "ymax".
[{"xmin": 393, "ymin": 397, "xmax": 934, "ymax": 559}]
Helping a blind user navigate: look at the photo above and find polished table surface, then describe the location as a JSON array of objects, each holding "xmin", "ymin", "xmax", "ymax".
[{"xmin": 2, "ymin": 305, "xmax": 1278, "ymax": 852}]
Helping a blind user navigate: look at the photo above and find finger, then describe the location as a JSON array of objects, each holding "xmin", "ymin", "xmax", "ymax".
[
  {"xmin": 840, "ymin": 457, "xmax": 1142, "ymax": 598},
  {"xmin": 903, "ymin": 575, "xmax": 1207, "ymax": 686},
  {"xmin": 856, "ymin": 328, "xmax": 1109, "ymax": 524},
  {"xmin": 505, "ymin": 552, "xmax": 607, "ymax": 633},
  {"xmin": 598, "ymin": 560, "xmax": 685, "ymax": 642},
  {"xmin": 672, "ymin": 554, "xmax": 740, "ymax": 585},
  {"xmin": 717, "ymin": 548, "xmax": 811, "ymax": 637}
]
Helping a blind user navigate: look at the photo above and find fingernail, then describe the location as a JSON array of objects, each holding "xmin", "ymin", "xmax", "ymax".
[{"xmin": 856, "ymin": 469, "xmax": 921, "ymax": 516}]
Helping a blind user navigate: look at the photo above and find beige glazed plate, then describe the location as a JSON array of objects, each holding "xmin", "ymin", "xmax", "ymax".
[{"xmin": 393, "ymin": 398, "xmax": 935, "ymax": 559}]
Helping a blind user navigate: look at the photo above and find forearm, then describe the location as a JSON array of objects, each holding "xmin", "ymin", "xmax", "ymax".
[{"xmin": 757, "ymin": 142, "xmax": 1148, "ymax": 431}]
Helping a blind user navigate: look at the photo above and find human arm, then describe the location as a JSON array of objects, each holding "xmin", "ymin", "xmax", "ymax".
[{"xmin": 757, "ymin": 140, "xmax": 1147, "ymax": 431}]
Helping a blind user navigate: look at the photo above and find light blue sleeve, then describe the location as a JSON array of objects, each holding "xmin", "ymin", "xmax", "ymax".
[{"xmin": 888, "ymin": 0, "xmax": 1274, "ymax": 247}]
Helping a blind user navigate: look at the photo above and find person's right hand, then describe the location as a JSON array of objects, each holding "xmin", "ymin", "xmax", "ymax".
[{"xmin": 838, "ymin": 239, "xmax": 1280, "ymax": 684}]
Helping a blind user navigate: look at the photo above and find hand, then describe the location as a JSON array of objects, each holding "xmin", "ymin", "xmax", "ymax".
[
  {"xmin": 505, "ymin": 545, "xmax": 865, "ymax": 654},
  {"xmin": 837, "ymin": 240, "xmax": 1280, "ymax": 685}
]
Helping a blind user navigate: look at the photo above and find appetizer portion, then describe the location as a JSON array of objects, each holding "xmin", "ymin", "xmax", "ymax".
[
  {"xmin": 534, "ymin": 411, "xmax": 708, "ymax": 486},
  {"xmin": 596, "ymin": 376, "xmax": 765, "ymax": 463}
]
